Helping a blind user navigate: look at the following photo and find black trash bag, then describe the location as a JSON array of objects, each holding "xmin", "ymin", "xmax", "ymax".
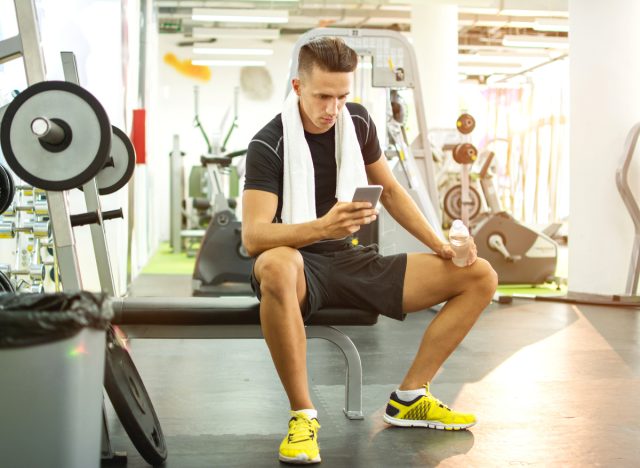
[{"xmin": 0, "ymin": 292, "xmax": 112, "ymax": 348}]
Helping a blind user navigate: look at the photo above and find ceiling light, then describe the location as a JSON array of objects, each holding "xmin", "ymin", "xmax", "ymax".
[
  {"xmin": 458, "ymin": 54, "xmax": 529, "ymax": 65},
  {"xmin": 192, "ymin": 8, "xmax": 288, "ymax": 24},
  {"xmin": 193, "ymin": 47, "xmax": 273, "ymax": 56},
  {"xmin": 533, "ymin": 18, "xmax": 570, "ymax": 32},
  {"xmin": 192, "ymin": 59, "xmax": 267, "ymax": 67},
  {"xmin": 502, "ymin": 35, "xmax": 569, "ymax": 49},
  {"xmin": 499, "ymin": 9, "xmax": 568, "ymax": 17},
  {"xmin": 458, "ymin": 65, "xmax": 525, "ymax": 75},
  {"xmin": 193, "ymin": 27, "xmax": 280, "ymax": 40}
]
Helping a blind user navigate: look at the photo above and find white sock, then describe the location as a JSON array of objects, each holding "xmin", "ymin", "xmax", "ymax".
[
  {"xmin": 293, "ymin": 408, "xmax": 318, "ymax": 420},
  {"xmin": 395, "ymin": 387, "xmax": 426, "ymax": 402}
]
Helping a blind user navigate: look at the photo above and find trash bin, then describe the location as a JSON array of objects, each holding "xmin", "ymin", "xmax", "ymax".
[{"xmin": 0, "ymin": 292, "xmax": 112, "ymax": 468}]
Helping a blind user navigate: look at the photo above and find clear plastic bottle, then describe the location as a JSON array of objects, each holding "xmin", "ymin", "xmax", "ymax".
[{"xmin": 449, "ymin": 219, "xmax": 470, "ymax": 267}]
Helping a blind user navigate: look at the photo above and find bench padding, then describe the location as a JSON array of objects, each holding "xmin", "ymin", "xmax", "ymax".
[{"xmin": 111, "ymin": 297, "xmax": 379, "ymax": 326}]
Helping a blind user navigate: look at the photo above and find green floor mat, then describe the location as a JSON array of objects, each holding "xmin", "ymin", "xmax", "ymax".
[
  {"xmin": 497, "ymin": 283, "xmax": 567, "ymax": 297},
  {"xmin": 141, "ymin": 243, "xmax": 196, "ymax": 275}
]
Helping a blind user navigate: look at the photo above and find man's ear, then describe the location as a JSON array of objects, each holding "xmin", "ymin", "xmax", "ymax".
[{"xmin": 292, "ymin": 78, "xmax": 301, "ymax": 96}]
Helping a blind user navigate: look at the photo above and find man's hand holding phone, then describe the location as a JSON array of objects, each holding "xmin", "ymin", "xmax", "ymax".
[{"xmin": 317, "ymin": 186, "xmax": 382, "ymax": 239}]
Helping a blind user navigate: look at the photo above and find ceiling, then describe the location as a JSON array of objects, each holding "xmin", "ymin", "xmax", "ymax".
[{"xmin": 155, "ymin": 0, "xmax": 569, "ymax": 80}]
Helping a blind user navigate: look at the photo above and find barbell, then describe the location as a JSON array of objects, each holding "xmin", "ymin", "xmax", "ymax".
[{"xmin": 0, "ymin": 81, "xmax": 135, "ymax": 193}]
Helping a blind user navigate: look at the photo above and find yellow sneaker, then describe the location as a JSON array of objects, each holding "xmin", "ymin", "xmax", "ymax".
[
  {"xmin": 383, "ymin": 384, "xmax": 476, "ymax": 431},
  {"xmin": 278, "ymin": 411, "xmax": 321, "ymax": 464}
]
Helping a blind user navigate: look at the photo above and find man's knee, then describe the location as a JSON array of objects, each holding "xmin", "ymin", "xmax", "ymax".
[
  {"xmin": 468, "ymin": 258, "xmax": 499, "ymax": 297},
  {"xmin": 254, "ymin": 247, "xmax": 303, "ymax": 296}
]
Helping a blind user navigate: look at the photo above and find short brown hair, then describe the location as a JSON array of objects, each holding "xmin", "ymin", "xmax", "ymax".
[{"xmin": 298, "ymin": 37, "xmax": 358, "ymax": 77}]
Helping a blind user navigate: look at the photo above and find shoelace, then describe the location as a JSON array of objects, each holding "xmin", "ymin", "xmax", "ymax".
[
  {"xmin": 425, "ymin": 392, "xmax": 451, "ymax": 411},
  {"xmin": 288, "ymin": 417, "xmax": 318, "ymax": 444}
]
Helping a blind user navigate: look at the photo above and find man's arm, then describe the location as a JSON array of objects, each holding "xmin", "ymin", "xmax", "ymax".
[
  {"xmin": 242, "ymin": 189, "xmax": 377, "ymax": 257},
  {"xmin": 366, "ymin": 155, "xmax": 449, "ymax": 255}
]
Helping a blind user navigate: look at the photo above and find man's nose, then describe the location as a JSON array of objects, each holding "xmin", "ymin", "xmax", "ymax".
[{"xmin": 326, "ymin": 98, "xmax": 338, "ymax": 116}]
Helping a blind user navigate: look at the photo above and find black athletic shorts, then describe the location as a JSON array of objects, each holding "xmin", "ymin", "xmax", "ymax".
[{"xmin": 250, "ymin": 240, "xmax": 407, "ymax": 322}]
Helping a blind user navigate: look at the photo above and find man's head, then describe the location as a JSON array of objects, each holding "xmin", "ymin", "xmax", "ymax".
[{"xmin": 292, "ymin": 37, "xmax": 358, "ymax": 134}]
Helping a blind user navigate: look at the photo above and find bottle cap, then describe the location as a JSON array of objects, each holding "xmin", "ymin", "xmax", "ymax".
[{"xmin": 450, "ymin": 219, "xmax": 469, "ymax": 236}]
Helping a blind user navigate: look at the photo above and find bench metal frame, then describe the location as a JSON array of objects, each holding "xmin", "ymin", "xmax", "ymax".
[{"xmin": 120, "ymin": 323, "xmax": 364, "ymax": 420}]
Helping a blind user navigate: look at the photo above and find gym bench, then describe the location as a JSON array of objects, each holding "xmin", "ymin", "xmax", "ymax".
[{"xmin": 111, "ymin": 296, "xmax": 378, "ymax": 420}]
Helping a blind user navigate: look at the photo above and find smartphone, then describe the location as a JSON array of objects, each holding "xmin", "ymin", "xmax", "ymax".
[{"xmin": 352, "ymin": 185, "xmax": 383, "ymax": 206}]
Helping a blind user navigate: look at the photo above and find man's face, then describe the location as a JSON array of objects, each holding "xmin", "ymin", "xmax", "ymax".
[{"xmin": 292, "ymin": 65, "xmax": 353, "ymax": 134}]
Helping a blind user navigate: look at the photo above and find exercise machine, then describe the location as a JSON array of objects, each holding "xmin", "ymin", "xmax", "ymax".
[
  {"xmin": 445, "ymin": 116, "xmax": 558, "ymax": 285},
  {"xmin": 537, "ymin": 122, "xmax": 640, "ymax": 306},
  {"xmin": 192, "ymin": 148, "xmax": 253, "ymax": 296}
]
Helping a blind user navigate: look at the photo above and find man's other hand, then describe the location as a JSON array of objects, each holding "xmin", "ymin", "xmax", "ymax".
[{"xmin": 437, "ymin": 237, "xmax": 478, "ymax": 266}]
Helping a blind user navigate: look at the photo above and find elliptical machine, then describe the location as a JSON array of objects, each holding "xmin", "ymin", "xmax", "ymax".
[
  {"xmin": 192, "ymin": 149, "xmax": 253, "ymax": 296},
  {"xmin": 445, "ymin": 114, "xmax": 559, "ymax": 285}
]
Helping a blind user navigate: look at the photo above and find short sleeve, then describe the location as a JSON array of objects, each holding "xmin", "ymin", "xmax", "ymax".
[
  {"xmin": 243, "ymin": 139, "xmax": 282, "ymax": 195},
  {"xmin": 361, "ymin": 112, "xmax": 382, "ymax": 165}
]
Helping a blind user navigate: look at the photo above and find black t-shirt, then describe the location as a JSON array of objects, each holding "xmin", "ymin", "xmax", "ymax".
[{"xmin": 244, "ymin": 102, "xmax": 382, "ymax": 222}]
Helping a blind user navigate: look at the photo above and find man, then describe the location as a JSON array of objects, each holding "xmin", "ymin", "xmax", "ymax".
[{"xmin": 242, "ymin": 37, "xmax": 497, "ymax": 465}]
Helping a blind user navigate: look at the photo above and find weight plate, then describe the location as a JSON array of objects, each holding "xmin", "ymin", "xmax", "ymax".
[
  {"xmin": 104, "ymin": 326, "xmax": 168, "ymax": 466},
  {"xmin": 0, "ymin": 270, "xmax": 14, "ymax": 292},
  {"xmin": 456, "ymin": 113, "xmax": 476, "ymax": 134},
  {"xmin": 0, "ymin": 164, "xmax": 15, "ymax": 214},
  {"xmin": 443, "ymin": 184, "xmax": 482, "ymax": 222},
  {"xmin": 0, "ymin": 81, "xmax": 111, "ymax": 191},
  {"xmin": 94, "ymin": 126, "xmax": 135, "ymax": 195}
]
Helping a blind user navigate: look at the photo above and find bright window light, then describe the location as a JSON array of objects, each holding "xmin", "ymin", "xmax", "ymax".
[
  {"xmin": 192, "ymin": 8, "xmax": 288, "ymax": 24},
  {"xmin": 192, "ymin": 59, "xmax": 267, "ymax": 67},
  {"xmin": 193, "ymin": 47, "xmax": 274, "ymax": 56}
]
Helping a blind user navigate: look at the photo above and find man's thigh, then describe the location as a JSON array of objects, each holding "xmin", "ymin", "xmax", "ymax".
[{"xmin": 402, "ymin": 253, "xmax": 477, "ymax": 313}]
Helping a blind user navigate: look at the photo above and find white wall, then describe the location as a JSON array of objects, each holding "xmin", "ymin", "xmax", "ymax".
[
  {"xmin": 569, "ymin": 0, "xmax": 640, "ymax": 295},
  {"xmin": 152, "ymin": 34, "xmax": 297, "ymax": 241},
  {"xmin": 410, "ymin": 0, "xmax": 459, "ymax": 129}
]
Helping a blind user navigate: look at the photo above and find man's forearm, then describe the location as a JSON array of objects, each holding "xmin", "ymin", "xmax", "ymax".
[
  {"xmin": 243, "ymin": 219, "xmax": 326, "ymax": 257},
  {"xmin": 381, "ymin": 184, "xmax": 444, "ymax": 251}
]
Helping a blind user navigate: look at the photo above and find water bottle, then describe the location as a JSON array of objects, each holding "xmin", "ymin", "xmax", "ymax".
[{"xmin": 449, "ymin": 219, "xmax": 470, "ymax": 267}]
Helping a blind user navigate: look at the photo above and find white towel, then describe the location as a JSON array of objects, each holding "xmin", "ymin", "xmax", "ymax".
[{"xmin": 281, "ymin": 90, "xmax": 368, "ymax": 224}]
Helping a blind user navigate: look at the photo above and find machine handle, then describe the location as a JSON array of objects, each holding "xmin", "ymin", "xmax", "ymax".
[{"xmin": 488, "ymin": 234, "xmax": 521, "ymax": 262}]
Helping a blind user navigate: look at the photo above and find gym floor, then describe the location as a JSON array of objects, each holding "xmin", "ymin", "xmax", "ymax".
[{"xmin": 106, "ymin": 273, "xmax": 640, "ymax": 467}]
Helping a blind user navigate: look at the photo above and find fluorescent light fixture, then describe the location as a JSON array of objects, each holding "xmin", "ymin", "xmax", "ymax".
[
  {"xmin": 500, "ymin": 9, "xmax": 568, "ymax": 18},
  {"xmin": 192, "ymin": 59, "xmax": 267, "ymax": 67},
  {"xmin": 458, "ymin": 65, "xmax": 525, "ymax": 75},
  {"xmin": 533, "ymin": 18, "xmax": 569, "ymax": 32},
  {"xmin": 193, "ymin": 27, "xmax": 280, "ymax": 40},
  {"xmin": 502, "ymin": 35, "xmax": 569, "ymax": 49},
  {"xmin": 193, "ymin": 47, "xmax": 273, "ymax": 56},
  {"xmin": 458, "ymin": 54, "xmax": 527, "ymax": 65},
  {"xmin": 458, "ymin": 7, "xmax": 500, "ymax": 15},
  {"xmin": 192, "ymin": 8, "xmax": 288, "ymax": 23}
]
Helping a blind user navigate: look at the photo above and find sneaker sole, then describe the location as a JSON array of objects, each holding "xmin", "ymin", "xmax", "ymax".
[
  {"xmin": 383, "ymin": 413, "xmax": 475, "ymax": 431},
  {"xmin": 278, "ymin": 453, "xmax": 322, "ymax": 464}
]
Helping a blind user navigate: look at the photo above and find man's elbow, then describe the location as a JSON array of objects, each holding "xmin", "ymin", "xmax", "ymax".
[{"xmin": 241, "ymin": 229, "xmax": 259, "ymax": 258}]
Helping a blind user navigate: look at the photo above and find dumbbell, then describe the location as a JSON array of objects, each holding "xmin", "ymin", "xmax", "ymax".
[
  {"xmin": 0, "ymin": 220, "xmax": 51, "ymax": 239},
  {"xmin": 456, "ymin": 113, "xmax": 476, "ymax": 134},
  {"xmin": 0, "ymin": 263, "xmax": 46, "ymax": 281},
  {"xmin": 452, "ymin": 143, "xmax": 478, "ymax": 165},
  {"xmin": 2, "ymin": 200, "xmax": 49, "ymax": 217},
  {"xmin": 15, "ymin": 185, "xmax": 47, "ymax": 196}
]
